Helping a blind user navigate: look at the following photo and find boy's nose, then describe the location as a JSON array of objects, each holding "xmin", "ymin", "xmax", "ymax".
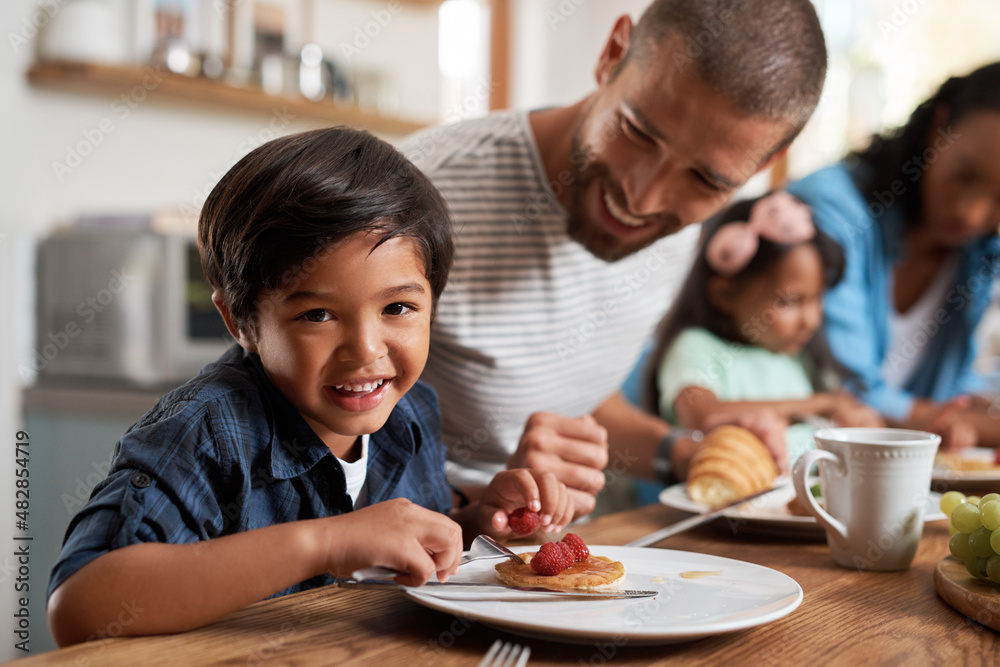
[{"xmin": 336, "ymin": 321, "xmax": 385, "ymax": 364}]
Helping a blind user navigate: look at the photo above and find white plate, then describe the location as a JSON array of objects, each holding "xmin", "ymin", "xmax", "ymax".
[
  {"xmin": 406, "ymin": 546, "xmax": 802, "ymax": 645},
  {"xmin": 659, "ymin": 480, "xmax": 946, "ymax": 539},
  {"xmin": 933, "ymin": 448, "xmax": 1000, "ymax": 483}
]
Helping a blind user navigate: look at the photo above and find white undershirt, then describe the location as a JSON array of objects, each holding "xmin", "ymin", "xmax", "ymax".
[
  {"xmin": 883, "ymin": 255, "xmax": 959, "ymax": 388},
  {"xmin": 335, "ymin": 434, "xmax": 369, "ymax": 508}
]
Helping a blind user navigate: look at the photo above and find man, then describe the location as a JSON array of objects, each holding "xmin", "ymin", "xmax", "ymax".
[{"xmin": 401, "ymin": 0, "xmax": 827, "ymax": 516}]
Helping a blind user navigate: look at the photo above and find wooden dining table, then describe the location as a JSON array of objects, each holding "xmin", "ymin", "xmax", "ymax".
[{"xmin": 14, "ymin": 501, "xmax": 999, "ymax": 667}]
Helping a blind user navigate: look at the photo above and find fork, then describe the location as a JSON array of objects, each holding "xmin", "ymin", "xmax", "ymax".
[
  {"xmin": 477, "ymin": 639, "xmax": 530, "ymax": 667},
  {"xmin": 350, "ymin": 535, "xmax": 523, "ymax": 581},
  {"xmin": 462, "ymin": 535, "xmax": 524, "ymax": 566}
]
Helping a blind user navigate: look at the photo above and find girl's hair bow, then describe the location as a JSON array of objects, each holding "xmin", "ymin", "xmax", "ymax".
[{"xmin": 705, "ymin": 191, "xmax": 816, "ymax": 276}]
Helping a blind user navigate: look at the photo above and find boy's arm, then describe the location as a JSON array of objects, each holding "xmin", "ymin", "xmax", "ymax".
[
  {"xmin": 49, "ymin": 498, "xmax": 462, "ymax": 647},
  {"xmin": 48, "ymin": 520, "xmax": 324, "ymax": 646}
]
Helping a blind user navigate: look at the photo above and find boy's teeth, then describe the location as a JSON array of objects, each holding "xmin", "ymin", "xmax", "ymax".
[
  {"xmin": 334, "ymin": 379, "xmax": 385, "ymax": 393},
  {"xmin": 604, "ymin": 192, "xmax": 646, "ymax": 227}
]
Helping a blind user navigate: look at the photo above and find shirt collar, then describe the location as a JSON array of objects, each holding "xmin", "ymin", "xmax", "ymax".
[{"xmin": 237, "ymin": 347, "xmax": 418, "ymax": 481}]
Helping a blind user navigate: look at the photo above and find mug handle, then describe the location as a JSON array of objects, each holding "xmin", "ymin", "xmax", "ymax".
[{"xmin": 792, "ymin": 449, "xmax": 848, "ymax": 541}]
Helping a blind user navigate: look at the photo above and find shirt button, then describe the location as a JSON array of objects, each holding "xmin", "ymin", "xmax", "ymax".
[{"xmin": 130, "ymin": 472, "xmax": 152, "ymax": 488}]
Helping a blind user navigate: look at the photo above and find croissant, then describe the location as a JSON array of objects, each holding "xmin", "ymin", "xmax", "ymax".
[{"xmin": 686, "ymin": 425, "xmax": 777, "ymax": 507}]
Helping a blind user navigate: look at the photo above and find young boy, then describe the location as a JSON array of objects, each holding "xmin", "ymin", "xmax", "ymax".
[{"xmin": 47, "ymin": 127, "xmax": 573, "ymax": 646}]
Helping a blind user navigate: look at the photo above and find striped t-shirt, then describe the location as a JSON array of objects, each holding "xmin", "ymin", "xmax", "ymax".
[{"xmin": 399, "ymin": 110, "xmax": 700, "ymax": 486}]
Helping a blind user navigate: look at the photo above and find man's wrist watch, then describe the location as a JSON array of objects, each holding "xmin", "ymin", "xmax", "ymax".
[{"xmin": 653, "ymin": 430, "xmax": 703, "ymax": 485}]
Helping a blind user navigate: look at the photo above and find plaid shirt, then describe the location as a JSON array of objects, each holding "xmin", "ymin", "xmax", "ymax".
[{"xmin": 48, "ymin": 345, "xmax": 452, "ymax": 601}]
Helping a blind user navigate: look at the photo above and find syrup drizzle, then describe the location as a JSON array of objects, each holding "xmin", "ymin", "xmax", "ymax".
[{"xmin": 679, "ymin": 570, "xmax": 723, "ymax": 579}]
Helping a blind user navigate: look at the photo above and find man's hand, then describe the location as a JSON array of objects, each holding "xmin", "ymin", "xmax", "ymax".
[{"xmin": 507, "ymin": 412, "xmax": 609, "ymax": 518}]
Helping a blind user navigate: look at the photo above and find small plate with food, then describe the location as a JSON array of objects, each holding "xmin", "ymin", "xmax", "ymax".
[
  {"xmin": 933, "ymin": 448, "xmax": 1000, "ymax": 490},
  {"xmin": 659, "ymin": 480, "xmax": 946, "ymax": 539},
  {"xmin": 406, "ymin": 537, "xmax": 803, "ymax": 645},
  {"xmin": 657, "ymin": 425, "xmax": 945, "ymax": 538}
]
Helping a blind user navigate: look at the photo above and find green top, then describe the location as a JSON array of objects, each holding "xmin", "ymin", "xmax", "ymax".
[{"xmin": 657, "ymin": 327, "xmax": 817, "ymax": 466}]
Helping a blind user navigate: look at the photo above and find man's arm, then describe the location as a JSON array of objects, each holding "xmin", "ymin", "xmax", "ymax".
[
  {"xmin": 591, "ymin": 391, "xmax": 669, "ymax": 480},
  {"xmin": 594, "ymin": 391, "xmax": 791, "ymax": 478}
]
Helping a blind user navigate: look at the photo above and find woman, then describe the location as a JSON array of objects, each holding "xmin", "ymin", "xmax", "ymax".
[{"xmin": 788, "ymin": 61, "xmax": 1000, "ymax": 449}]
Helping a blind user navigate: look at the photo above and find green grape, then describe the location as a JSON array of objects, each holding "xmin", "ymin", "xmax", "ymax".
[
  {"xmin": 952, "ymin": 502, "xmax": 983, "ymax": 534},
  {"xmin": 981, "ymin": 500, "xmax": 1000, "ymax": 531},
  {"xmin": 980, "ymin": 493, "xmax": 1000, "ymax": 505},
  {"xmin": 987, "ymin": 556, "xmax": 1000, "ymax": 584},
  {"xmin": 941, "ymin": 490, "xmax": 967, "ymax": 515},
  {"xmin": 970, "ymin": 527, "xmax": 995, "ymax": 558},
  {"xmin": 966, "ymin": 557, "xmax": 986, "ymax": 578},
  {"xmin": 990, "ymin": 528, "xmax": 1000, "ymax": 555},
  {"xmin": 950, "ymin": 524, "xmax": 960, "ymax": 536},
  {"xmin": 950, "ymin": 532, "xmax": 975, "ymax": 561},
  {"xmin": 967, "ymin": 496, "xmax": 983, "ymax": 507}
]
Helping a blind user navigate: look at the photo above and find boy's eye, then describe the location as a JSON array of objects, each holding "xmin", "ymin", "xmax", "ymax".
[
  {"xmin": 302, "ymin": 309, "xmax": 331, "ymax": 323},
  {"xmin": 384, "ymin": 303, "xmax": 413, "ymax": 316}
]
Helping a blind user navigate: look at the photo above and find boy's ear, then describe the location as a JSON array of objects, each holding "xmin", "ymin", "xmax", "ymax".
[
  {"xmin": 706, "ymin": 276, "xmax": 737, "ymax": 314},
  {"xmin": 211, "ymin": 290, "xmax": 257, "ymax": 353}
]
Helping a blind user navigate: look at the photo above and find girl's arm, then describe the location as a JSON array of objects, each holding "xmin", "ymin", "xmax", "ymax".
[
  {"xmin": 48, "ymin": 499, "xmax": 461, "ymax": 647},
  {"xmin": 672, "ymin": 385, "xmax": 836, "ymax": 429}
]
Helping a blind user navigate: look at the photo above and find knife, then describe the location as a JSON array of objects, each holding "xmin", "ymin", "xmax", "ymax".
[
  {"xmin": 339, "ymin": 579, "xmax": 657, "ymax": 599},
  {"xmin": 626, "ymin": 485, "xmax": 781, "ymax": 548}
]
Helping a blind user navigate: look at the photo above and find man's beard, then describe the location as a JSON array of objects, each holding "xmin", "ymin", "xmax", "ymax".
[{"xmin": 565, "ymin": 132, "xmax": 683, "ymax": 263}]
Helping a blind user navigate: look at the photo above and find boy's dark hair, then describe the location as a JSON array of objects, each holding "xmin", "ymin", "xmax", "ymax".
[
  {"xmin": 848, "ymin": 61, "xmax": 1000, "ymax": 229},
  {"xmin": 643, "ymin": 193, "xmax": 847, "ymax": 415},
  {"xmin": 627, "ymin": 0, "xmax": 827, "ymax": 152},
  {"xmin": 199, "ymin": 126, "xmax": 454, "ymax": 336}
]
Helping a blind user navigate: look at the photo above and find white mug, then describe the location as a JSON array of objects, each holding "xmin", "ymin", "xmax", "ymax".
[{"xmin": 792, "ymin": 428, "xmax": 940, "ymax": 571}]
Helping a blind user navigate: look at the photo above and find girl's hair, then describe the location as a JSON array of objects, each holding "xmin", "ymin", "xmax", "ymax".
[
  {"xmin": 848, "ymin": 61, "xmax": 1000, "ymax": 227},
  {"xmin": 643, "ymin": 193, "xmax": 846, "ymax": 415}
]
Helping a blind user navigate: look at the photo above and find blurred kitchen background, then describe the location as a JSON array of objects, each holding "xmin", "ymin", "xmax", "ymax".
[{"xmin": 2, "ymin": 0, "xmax": 1000, "ymax": 657}]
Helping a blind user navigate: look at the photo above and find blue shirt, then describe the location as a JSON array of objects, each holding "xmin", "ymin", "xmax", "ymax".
[
  {"xmin": 788, "ymin": 163, "xmax": 1000, "ymax": 420},
  {"xmin": 48, "ymin": 345, "xmax": 452, "ymax": 602}
]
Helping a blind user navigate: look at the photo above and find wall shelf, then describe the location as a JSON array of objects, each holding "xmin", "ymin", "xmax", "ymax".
[{"xmin": 27, "ymin": 60, "xmax": 431, "ymax": 135}]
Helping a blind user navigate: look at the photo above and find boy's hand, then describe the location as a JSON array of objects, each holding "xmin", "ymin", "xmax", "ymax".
[
  {"xmin": 478, "ymin": 469, "xmax": 573, "ymax": 538},
  {"xmin": 508, "ymin": 412, "xmax": 609, "ymax": 518},
  {"xmin": 323, "ymin": 498, "xmax": 463, "ymax": 586}
]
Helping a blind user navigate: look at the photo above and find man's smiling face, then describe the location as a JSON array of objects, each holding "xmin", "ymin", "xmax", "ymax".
[{"xmin": 566, "ymin": 31, "xmax": 792, "ymax": 262}]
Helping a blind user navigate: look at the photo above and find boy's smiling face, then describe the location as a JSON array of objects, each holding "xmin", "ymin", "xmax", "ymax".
[{"xmin": 231, "ymin": 232, "xmax": 433, "ymax": 457}]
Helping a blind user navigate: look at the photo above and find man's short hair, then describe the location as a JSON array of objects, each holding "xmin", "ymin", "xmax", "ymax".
[
  {"xmin": 199, "ymin": 126, "xmax": 454, "ymax": 335},
  {"xmin": 629, "ymin": 0, "xmax": 827, "ymax": 141}
]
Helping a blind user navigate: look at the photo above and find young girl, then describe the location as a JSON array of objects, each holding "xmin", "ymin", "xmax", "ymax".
[{"xmin": 645, "ymin": 190, "xmax": 883, "ymax": 469}]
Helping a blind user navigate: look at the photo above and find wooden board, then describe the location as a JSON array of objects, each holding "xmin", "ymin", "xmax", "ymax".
[{"xmin": 934, "ymin": 556, "xmax": 1000, "ymax": 630}]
